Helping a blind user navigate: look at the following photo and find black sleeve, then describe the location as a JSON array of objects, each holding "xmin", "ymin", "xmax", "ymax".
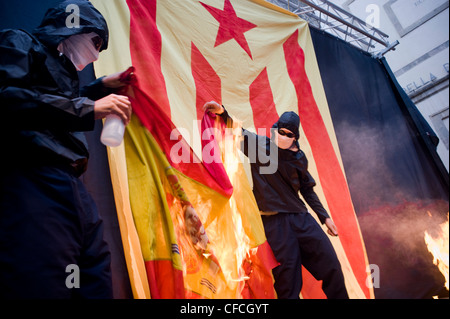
[
  {"xmin": 0, "ymin": 30, "xmax": 95, "ymax": 132},
  {"xmin": 299, "ymin": 169, "xmax": 330, "ymax": 224},
  {"xmin": 80, "ymin": 76, "xmax": 115, "ymax": 101},
  {"xmin": 218, "ymin": 105, "xmax": 258, "ymax": 158}
]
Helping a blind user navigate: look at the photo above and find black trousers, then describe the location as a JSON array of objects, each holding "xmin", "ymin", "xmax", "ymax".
[
  {"xmin": 0, "ymin": 164, "xmax": 112, "ymax": 299},
  {"xmin": 262, "ymin": 213, "xmax": 348, "ymax": 299}
]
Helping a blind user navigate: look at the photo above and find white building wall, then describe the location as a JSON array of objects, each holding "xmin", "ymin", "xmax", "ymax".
[{"xmin": 415, "ymin": 87, "xmax": 449, "ymax": 171}]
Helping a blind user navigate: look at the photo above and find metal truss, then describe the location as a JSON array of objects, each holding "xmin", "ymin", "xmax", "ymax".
[{"xmin": 266, "ymin": 0, "xmax": 399, "ymax": 57}]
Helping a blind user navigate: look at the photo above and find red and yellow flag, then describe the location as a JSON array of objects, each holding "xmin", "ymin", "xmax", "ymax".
[{"xmin": 92, "ymin": 0, "xmax": 374, "ymax": 299}]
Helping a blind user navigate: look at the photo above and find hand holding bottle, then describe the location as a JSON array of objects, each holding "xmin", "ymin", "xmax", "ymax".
[{"xmin": 95, "ymin": 94, "xmax": 131, "ymax": 147}]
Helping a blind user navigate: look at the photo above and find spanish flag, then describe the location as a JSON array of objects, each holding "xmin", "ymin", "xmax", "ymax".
[{"xmin": 91, "ymin": 0, "xmax": 374, "ymax": 299}]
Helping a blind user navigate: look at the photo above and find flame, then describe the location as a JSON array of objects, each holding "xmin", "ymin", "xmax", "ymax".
[
  {"xmin": 424, "ymin": 213, "xmax": 449, "ymax": 291},
  {"xmin": 220, "ymin": 118, "xmax": 253, "ymax": 297},
  {"xmin": 176, "ymin": 115, "xmax": 257, "ymax": 298}
]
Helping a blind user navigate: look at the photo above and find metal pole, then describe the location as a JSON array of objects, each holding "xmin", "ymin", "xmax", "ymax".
[{"xmin": 299, "ymin": 0, "xmax": 389, "ymax": 47}]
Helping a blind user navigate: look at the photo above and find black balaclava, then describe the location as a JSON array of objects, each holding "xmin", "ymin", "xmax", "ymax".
[
  {"xmin": 272, "ymin": 111, "xmax": 300, "ymax": 140},
  {"xmin": 271, "ymin": 111, "xmax": 301, "ymax": 150}
]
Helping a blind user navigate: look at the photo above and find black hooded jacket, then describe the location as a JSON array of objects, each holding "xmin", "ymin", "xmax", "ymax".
[
  {"xmin": 219, "ymin": 107, "xmax": 330, "ymax": 224},
  {"xmin": 0, "ymin": 0, "xmax": 110, "ymax": 174}
]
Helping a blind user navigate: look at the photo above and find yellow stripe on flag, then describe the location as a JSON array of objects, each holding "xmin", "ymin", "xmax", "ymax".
[{"xmin": 91, "ymin": 0, "xmax": 150, "ymax": 299}]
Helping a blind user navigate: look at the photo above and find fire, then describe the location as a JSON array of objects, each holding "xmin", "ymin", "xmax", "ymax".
[
  {"xmin": 424, "ymin": 213, "xmax": 449, "ymax": 291},
  {"xmin": 182, "ymin": 115, "xmax": 258, "ymax": 298},
  {"xmin": 220, "ymin": 118, "xmax": 252, "ymax": 297}
]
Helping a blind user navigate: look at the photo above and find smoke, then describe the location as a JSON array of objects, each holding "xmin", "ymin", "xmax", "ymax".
[
  {"xmin": 359, "ymin": 201, "xmax": 448, "ymax": 266},
  {"xmin": 335, "ymin": 121, "xmax": 414, "ymax": 212},
  {"xmin": 335, "ymin": 121, "xmax": 449, "ymax": 298}
]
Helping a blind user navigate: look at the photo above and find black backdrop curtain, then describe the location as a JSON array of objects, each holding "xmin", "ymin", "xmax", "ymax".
[{"xmin": 310, "ymin": 27, "xmax": 449, "ymax": 299}]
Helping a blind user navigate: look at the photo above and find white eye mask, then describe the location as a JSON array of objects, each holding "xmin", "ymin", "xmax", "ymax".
[
  {"xmin": 57, "ymin": 32, "xmax": 100, "ymax": 71},
  {"xmin": 275, "ymin": 131, "xmax": 295, "ymax": 149}
]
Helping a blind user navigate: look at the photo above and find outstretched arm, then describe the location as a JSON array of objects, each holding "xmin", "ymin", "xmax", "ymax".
[{"xmin": 203, "ymin": 101, "xmax": 258, "ymax": 158}]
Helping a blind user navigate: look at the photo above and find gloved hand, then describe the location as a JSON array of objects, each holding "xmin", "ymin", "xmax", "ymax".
[
  {"xmin": 94, "ymin": 94, "xmax": 132, "ymax": 125},
  {"xmin": 101, "ymin": 66, "xmax": 136, "ymax": 88},
  {"xmin": 203, "ymin": 100, "xmax": 224, "ymax": 115}
]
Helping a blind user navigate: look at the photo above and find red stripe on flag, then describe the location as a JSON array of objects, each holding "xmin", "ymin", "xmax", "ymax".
[
  {"xmin": 127, "ymin": 0, "xmax": 233, "ymax": 197},
  {"xmin": 242, "ymin": 240, "xmax": 278, "ymax": 299},
  {"xmin": 191, "ymin": 43, "xmax": 234, "ymax": 194},
  {"xmin": 201, "ymin": 112, "xmax": 234, "ymax": 196},
  {"xmin": 145, "ymin": 260, "xmax": 185, "ymax": 299},
  {"xmin": 191, "ymin": 42, "xmax": 222, "ymax": 121},
  {"xmin": 283, "ymin": 30, "xmax": 370, "ymax": 298},
  {"xmin": 249, "ymin": 67, "xmax": 279, "ymax": 137},
  {"xmin": 127, "ymin": 0, "xmax": 171, "ymax": 119},
  {"xmin": 301, "ymin": 267, "xmax": 327, "ymax": 299}
]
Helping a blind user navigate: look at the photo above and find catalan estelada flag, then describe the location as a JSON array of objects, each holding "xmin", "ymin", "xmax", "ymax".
[{"xmin": 91, "ymin": 0, "xmax": 374, "ymax": 299}]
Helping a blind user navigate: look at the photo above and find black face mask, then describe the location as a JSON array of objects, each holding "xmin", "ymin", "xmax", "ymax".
[{"xmin": 272, "ymin": 111, "xmax": 300, "ymax": 140}]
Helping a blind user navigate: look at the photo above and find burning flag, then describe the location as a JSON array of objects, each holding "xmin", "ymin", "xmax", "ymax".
[
  {"xmin": 424, "ymin": 213, "xmax": 449, "ymax": 292},
  {"xmin": 91, "ymin": 0, "xmax": 373, "ymax": 299},
  {"xmin": 120, "ymin": 92, "xmax": 277, "ymax": 298}
]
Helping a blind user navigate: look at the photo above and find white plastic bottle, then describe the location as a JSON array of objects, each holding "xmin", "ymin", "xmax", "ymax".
[{"xmin": 100, "ymin": 115, "xmax": 125, "ymax": 147}]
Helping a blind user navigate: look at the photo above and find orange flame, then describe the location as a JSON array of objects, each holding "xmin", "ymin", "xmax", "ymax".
[
  {"xmin": 220, "ymin": 119, "xmax": 253, "ymax": 298},
  {"xmin": 424, "ymin": 213, "xmax": 449, "ymax": 291},
  {"xmin": 179, "ymin": 115, "xmax": 259, "ymax": 298}
]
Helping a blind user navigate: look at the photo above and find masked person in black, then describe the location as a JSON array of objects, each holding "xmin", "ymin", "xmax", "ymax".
[
  {"xmin": 0, "ymin": 0, "xmax": 132, "ymax": 298},
  {"xmin": 203, "ymin": 101, "xmax": 348, "ymax": 299}
]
